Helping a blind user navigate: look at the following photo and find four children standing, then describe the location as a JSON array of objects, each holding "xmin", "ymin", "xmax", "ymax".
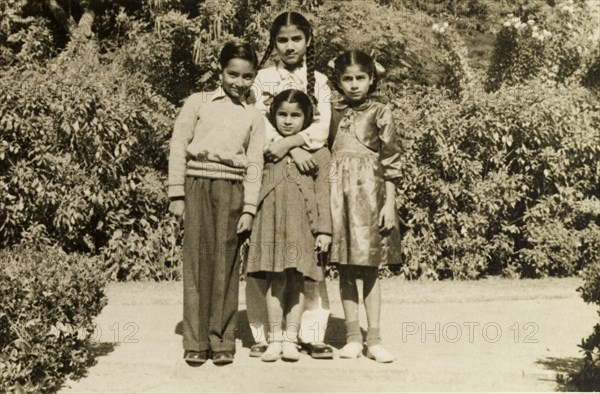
[{"xmin": 167, "ymin": 11, "xmax": 402, "ymax": 366}]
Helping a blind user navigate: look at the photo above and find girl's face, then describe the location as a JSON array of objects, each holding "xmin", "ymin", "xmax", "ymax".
[
  {"xmin": 274, "ymin": 25, "xmax": 310, "ymax": 69},
  {"xmin": 275, "ymin": 101, "xmax": 305, "ymax": 136},
  {"xmin": 220, "ymin": 58, "xmax": 256, "ymax": 102},
  {"xmin": 338, "ymin": 64, "xmax": 373, "ymax": 103}
]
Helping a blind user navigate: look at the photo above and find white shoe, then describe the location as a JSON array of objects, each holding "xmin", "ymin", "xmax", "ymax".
[
  {"xmin": 282, "ymin": 341, "xmax": 300, "ymax": 362},
  {"xmin": 261, "ymin": 341, "xmax": 282, "ymax": 362},
  {"xmin": 339, "ymin": 342, "xmax": 363, "ymax": 359},
  {"xmin": 366, "ymin": 344, "xmax": 394, "ymax": 363}
]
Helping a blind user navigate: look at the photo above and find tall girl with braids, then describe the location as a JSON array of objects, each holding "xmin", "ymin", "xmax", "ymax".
[{"xmin": 246, "ymin": 11, "xmax": 334, "ymax": 360}]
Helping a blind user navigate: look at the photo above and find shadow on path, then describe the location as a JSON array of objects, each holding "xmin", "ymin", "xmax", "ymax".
[
  {"xmin": 68, "ymin": 341, "xmax": 118, "ymax": 382},
  {"xmin": 536, "ymin": 356, "xmax": 583, "ymax": 392}
]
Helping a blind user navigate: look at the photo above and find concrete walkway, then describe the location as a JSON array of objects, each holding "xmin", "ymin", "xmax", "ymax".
[{"xmin": 60, "ymin": 277, "xmax": 597, "ymax": 392}]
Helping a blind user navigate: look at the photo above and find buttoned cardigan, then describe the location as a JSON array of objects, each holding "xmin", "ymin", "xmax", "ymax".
[{"xmin": 256, "ymin": 148, "xmax": 333, "ymax": 235}]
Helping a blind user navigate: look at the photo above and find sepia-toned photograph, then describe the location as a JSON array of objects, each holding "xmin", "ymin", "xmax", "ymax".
[{"xmin": 1, "ymin": 0, "xmax": 600, "ymax": 392}]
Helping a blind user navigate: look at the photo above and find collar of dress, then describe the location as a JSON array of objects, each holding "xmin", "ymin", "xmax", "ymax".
[
  {"xmin": 276, "ymin": 61, "xmax": 307, "ymax": 86},
  {"xmin": 332, "ymin": 97, "xmax": 375, "ymax": 112},
  {"xmin": 211, "ymin": 86, "xmax": 249, "ymax": 108}
]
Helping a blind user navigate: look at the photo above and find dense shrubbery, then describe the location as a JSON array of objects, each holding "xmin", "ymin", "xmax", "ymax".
[
  {"xmin": 3, "ymin": 0, "xmax": 600, "ymax": 391},
  {"xmin": 486, "ymin": 0, "xmax": 599, "ymax": 91},
  {"xmin": 1, "ymin": 1, "xmax": 600, "ymax": 284},
  {"xmin": 0, "ymin": 42, "xmax": 180, "ymax": 280},
  {"xmin": 572, "ymin": 261, "xmax": 600, "ymax": 390},
  {"xmin": 0, "ymin": 0, "xmax": 465, "ymax": 281},
  {"xmin": 393, "ymin": 82, "xmax": 600, "ymax": 279},
  {"xmin": 0, "ymin": 246, "xmax": 107, "ymax": 393}
]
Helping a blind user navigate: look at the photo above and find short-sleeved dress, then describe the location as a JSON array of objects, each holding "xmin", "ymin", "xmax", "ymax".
[
  {"xmin": 246, "ymin": 148, "xmax": 333, "ymax": 281},
  {"xmin": 329, "ymin": 99, "xmax": 402, "ymax": 267}
]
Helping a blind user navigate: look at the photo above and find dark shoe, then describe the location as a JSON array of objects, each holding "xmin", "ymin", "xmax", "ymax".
[
  {"xmin": 213, "ymin": 351, "xmax": 234, "ymax": 366},
  {"xmin": 249, "ymin": 342, "xmax": 269, "ymax": 357},
  {"xmin": 300, "ymin": 342, "xmax": 334, "ymax": 359},
  {"xmin": 183, "ymin": 350, "xmax": 209, "ymax": 366}
]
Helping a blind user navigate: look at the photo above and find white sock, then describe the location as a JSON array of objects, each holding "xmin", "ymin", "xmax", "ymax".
[
  {"xmin": 250, "ymin": 323, "xmax": 267, "ymax": 344},
  {"xmin": 299, "ymin": 307, "xmax": 330, "ymax": 344}
]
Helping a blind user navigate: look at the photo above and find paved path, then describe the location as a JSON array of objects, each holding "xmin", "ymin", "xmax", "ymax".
[{"xmin": 60, "ymin": 277, "xmax": 597, "ymax": 392}]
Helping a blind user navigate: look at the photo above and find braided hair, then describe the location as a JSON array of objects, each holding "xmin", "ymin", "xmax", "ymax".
[{"xmin": 259, "ymin": 12, "xmax": 317, "ymax": 100}]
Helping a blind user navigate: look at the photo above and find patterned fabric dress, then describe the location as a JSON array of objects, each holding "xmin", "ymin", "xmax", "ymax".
[{"xmin": 330, "ymin": 99, "xmax": 402, "ymax": 267}]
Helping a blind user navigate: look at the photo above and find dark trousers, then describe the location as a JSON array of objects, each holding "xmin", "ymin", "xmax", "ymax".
[{"xmin": 182, "ymin": 177, "xmax": 243, "ymax": 353}]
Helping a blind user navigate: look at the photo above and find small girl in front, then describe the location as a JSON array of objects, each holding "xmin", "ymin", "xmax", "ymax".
[
  {"xmin": 168, "ymin": 42, "xmax": 265, "ymax": 367},
  {"xmin": 329, "ymin": 50, "xmax": 402, "ymax": 363},
  {"xmin": 245, "ymin": 89, "xmax": 332, "ymax": 362},
  {"xmin": 246, "ymin": 11, "xmax": 334, "ymax": 360}
]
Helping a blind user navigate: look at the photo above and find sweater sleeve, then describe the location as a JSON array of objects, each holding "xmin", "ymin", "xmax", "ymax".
[
  {"xmin": 297, "ymin": 80, "xmax": 332, "ymax": 151},
  {"xmin": 242, "ymin": 110, "xmax": 266, "ymax": 216},
  {"xmin": 167, "ymin": 94, "xmax": 200, "ymax": 198},
  {"xmin": 252, "ymin": 72, "xmax": 280, "ymax": 146},
  {"xmin": 377, "ymin": 104, "xmax": 402, "ymax": 181},
  {"xmin": 313, "ymin": 148, "xmax": 333, "ymax": 235}
]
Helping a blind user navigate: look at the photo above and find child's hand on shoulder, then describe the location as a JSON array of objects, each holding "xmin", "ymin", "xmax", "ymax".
[
  {"xmin": 315, "ymin": 234, "xmax": 332, "ymax": 253},
  {"xmin": 237, "ymin": 213, "xmax": 254, "ymax": 234},
  {"xmin": 378, "ymin": 202, "xmax": 397, "ymax": 235}
]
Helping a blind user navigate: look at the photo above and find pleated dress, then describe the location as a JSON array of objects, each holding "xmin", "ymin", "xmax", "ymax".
[{"xmin": 246, "ymin": 148, "xmax": 332, "ymax": 281}]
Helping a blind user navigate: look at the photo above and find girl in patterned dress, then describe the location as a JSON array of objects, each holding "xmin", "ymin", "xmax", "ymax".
[{"xmin": 329, "ymin": 50, "xmax": 402, "ymax": 363}]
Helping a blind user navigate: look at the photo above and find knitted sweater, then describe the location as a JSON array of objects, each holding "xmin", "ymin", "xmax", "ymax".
[{"xmin": 167, "ymin": 87, "xmax": 266, "ymax": 215}]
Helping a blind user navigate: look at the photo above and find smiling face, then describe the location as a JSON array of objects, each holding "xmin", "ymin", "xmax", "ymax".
[
  {"xmin": 220, "ymin": 58, "xmax": 256, "ymax": 102},
  {"xmin": 338, "ymin": 64, "xmax": 374, "ymax": 103},
  {"xmin": 275, "ymin": 101, "xmax": 305, "ymax": 137},
  {"xmin": 274, "ymin": 25, "xmax": 310, "ymax": 69}
]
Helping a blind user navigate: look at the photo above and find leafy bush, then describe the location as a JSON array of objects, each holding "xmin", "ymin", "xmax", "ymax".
[
  {"xmin": 313, "ymin": 0, "xmax": 470, "ymax": 90},
  {"xmin": 393, "ymin": 81, "xmax": 600, "ymax": 279},
  {"xmin": 571, "ymin": 259, "xmax": 600, "ymax": 390},
  {"xmin": 118, "ymin": 11, "xmax": 207, "ymax": 105},
  {"xmin": 0, "ymin": 0, "xmax": 61, "ymax": 69},
  {"xmin": 486, "ymin": 0, "xmax": 599, "ymax": 91},
  {"xmin": 102, "ymin": 215, "xmax": 182, "ymax": 281},
  {"xmin": 0, "ymin": 246, "xmax": 108, "ymax": 393},
  {"xmin": 0, "ymin": 42, "xmax": 180, "ymax": 280},
  {"xmin": 2, "ymin": 0, "xmax": 600, "ymax": 283}
]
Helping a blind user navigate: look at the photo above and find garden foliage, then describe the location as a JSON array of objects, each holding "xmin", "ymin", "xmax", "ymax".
[
  {"xmin": 1, "ymin": 0, "xmax": 600, "ymax": 282},
  {"xmin": 573, "ymin": 261, "xmax": 600, "ymax": 390},
  {"xmin": 394, "ymin": 82, "xmax": 600, "ymax": 279},
  {"xmin": 2, "ymin": 0, "xmax": 600, "ymax": 388},
  {"xmin": 0, "ymin": 246, "xmax": 107, "ymax": 393},
  {"xmin": 0, "ymin": 42, "xmax": 181, "ymax": 281}
]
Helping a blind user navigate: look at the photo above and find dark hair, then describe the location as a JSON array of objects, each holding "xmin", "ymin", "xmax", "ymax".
[
  {"xmin": 268, "ymin": 89, "xmax": 314, "ymax": 132},
  {"xmin": 219, "ymin": 41, "xmax": 259, "ymax": 70},
  {"xmin": 259, "ymin": 12, "xmax": 317, "ymax": 99},
  {"xmin": 333, "ymin": 50, "xmax": 379, "ymax": 95}
]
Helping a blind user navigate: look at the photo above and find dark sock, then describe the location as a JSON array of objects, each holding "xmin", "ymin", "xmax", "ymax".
[
  {"xmin": 366, "ymin": 327, "xmax": 381, "ymax": 347},
  {"xmin": 345, "ymin": 320, "xmax": 362, "ymax": 344}
]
